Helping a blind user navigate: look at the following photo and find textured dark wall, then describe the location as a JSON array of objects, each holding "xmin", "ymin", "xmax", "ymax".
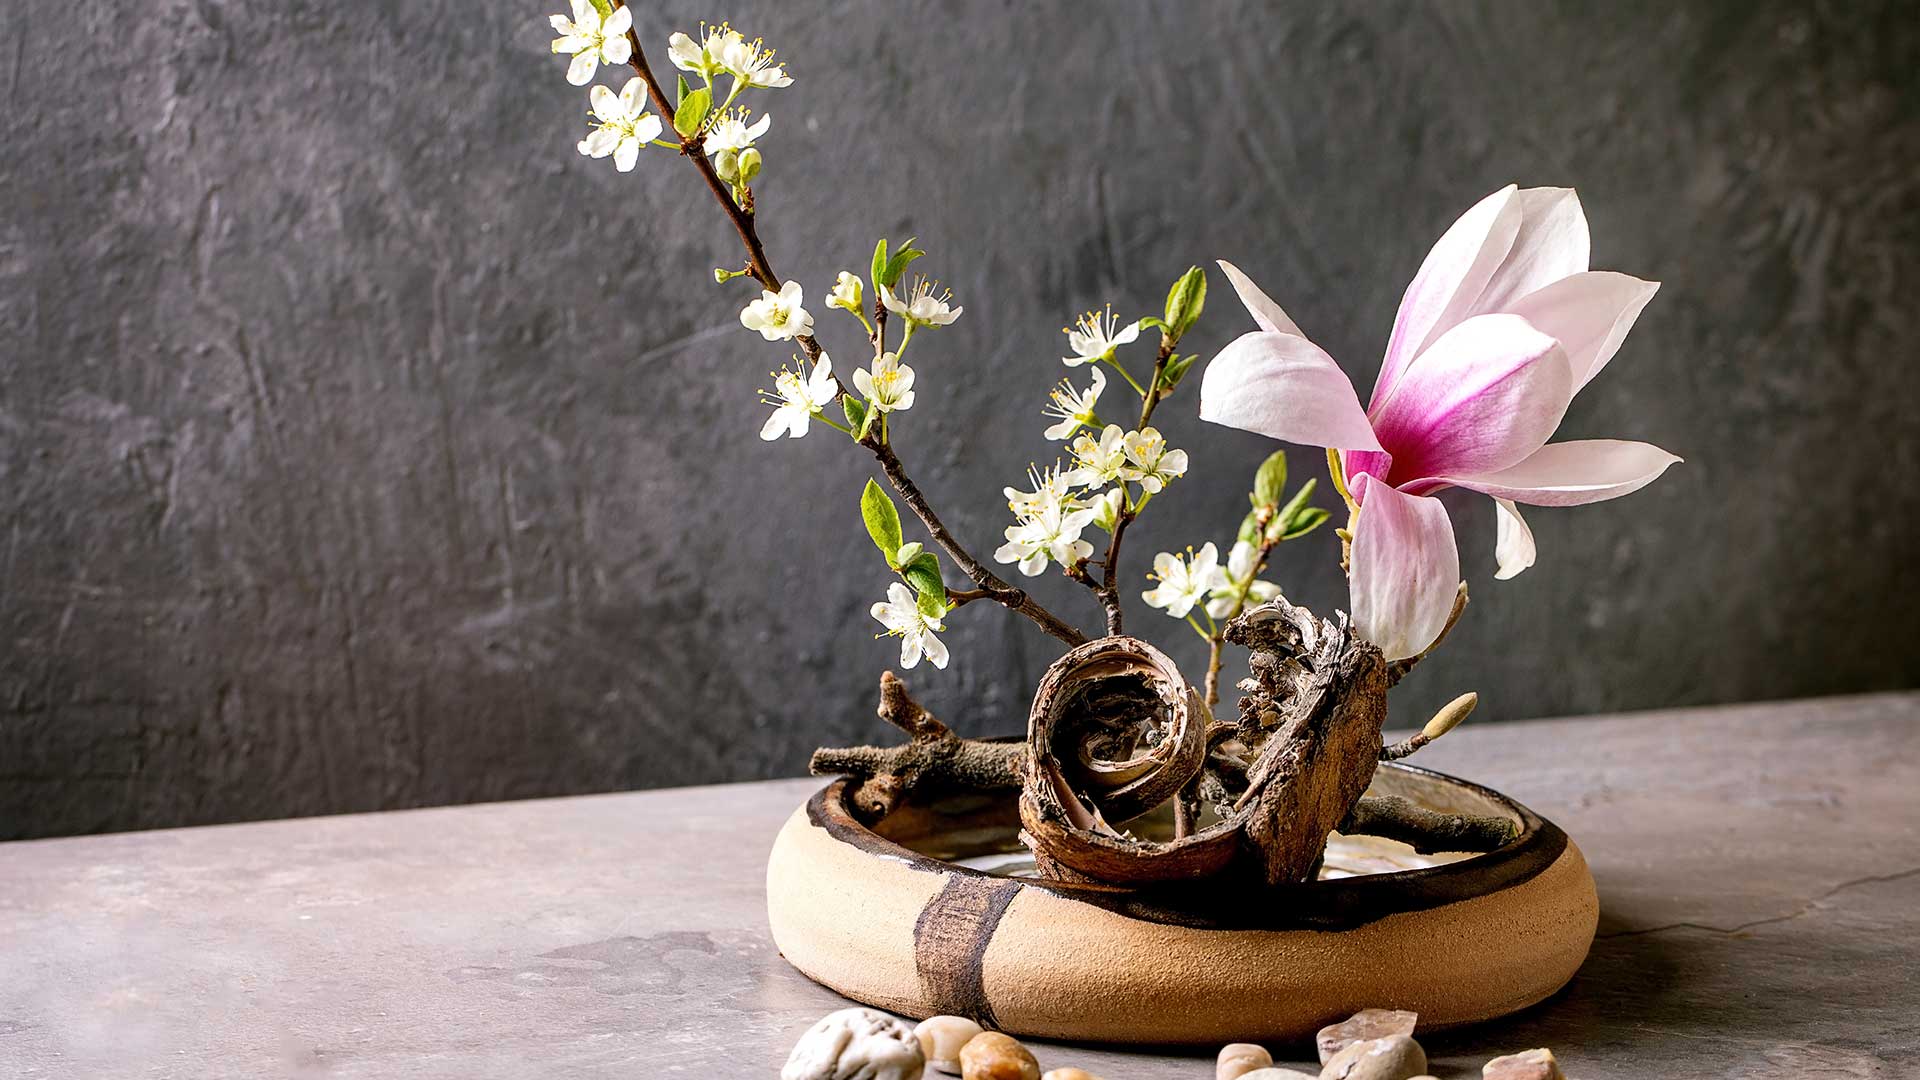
[{"xmin": 3, "ymin": 1, "xmax": 1915, "ymax": 839}]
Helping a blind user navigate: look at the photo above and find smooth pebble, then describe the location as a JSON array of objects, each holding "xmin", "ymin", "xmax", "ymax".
[
  {"xmin": 1483, "ymin": 1048, "xmax": 1565, "ymax": 1080},
  {"xmin": 1315, "ymin": 1009, "xmax": 1419, "ymax": 1066},
  {"xmin": 1239, "ymin": 1069, "xmax": 1320, "ymax": 1080},
  {"xmin": 1040, "ymin": 1070, "xmax": 1103, "ymax": 1080},
  {"xmin": 1218, "ymin": 1042, "xmax": 1274, "ymax": 1080},
  {"xmin": 915, "ymin": 1015, "xmax": 984, "ymax": 1075},
  {"xmin": 1320, "ymin": 1034, "xmax": 1428, "ymax": 1080},
  {"xmin": 959, "ymin": 1031, "xmax": 1040, "ymax": 1080},
  {"xmin": 781, "ymin": 1007, "xmax": 926, "ymax": 1080}
]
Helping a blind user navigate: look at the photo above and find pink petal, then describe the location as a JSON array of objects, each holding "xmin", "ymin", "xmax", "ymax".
[
  {"xmin": 1471, "ymin": 187, "xmax": 1591, "ymax": 315},
  {"xmin": 1368, "ymin": 313, "xmax": 1573, "ymax": 485},
  {"xmin": 1373, "ymin": 185, "xmax": 1522, "ymax": 408},
  {"xmin": 1349, "ymin": 476, "xmax": 1461, "ymax": 661},
  {"xmin": 1199, "ymin": 331, "xmax": 1384, "ymax": 452},
  {"xmin": 1435, "ymin": 439, "xmax": 1681, "ymax": 507},
  {"xmin": 1217, "ymin": 260, "xmax": 1304, "ymax": 337},
  {"xmin": 1493, "ymin": 498, "xmax": 1535, "ymax": 579},
  {"xmin": 1343, "ymin": 448, "xmax": 1393, "ymax": 492},
  {"xmin": 1506, "ymin": 271, "xmax": 1659, "ymax": 393}
]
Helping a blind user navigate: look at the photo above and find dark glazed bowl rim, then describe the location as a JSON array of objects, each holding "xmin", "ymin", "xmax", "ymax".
[{"xmin": 805, "ymin": 760, "xmax": 1568, "ymax": 932}]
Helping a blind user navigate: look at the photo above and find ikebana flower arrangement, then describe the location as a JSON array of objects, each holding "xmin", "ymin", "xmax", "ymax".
[{"xmin": 546, "ymin": 1, "xmax": 1681, "ymax": 1046}]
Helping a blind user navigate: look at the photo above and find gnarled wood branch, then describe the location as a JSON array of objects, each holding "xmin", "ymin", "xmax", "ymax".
[{"xmin": 809, "ymin": 673, "xmax": 1024, "ymax": 821}]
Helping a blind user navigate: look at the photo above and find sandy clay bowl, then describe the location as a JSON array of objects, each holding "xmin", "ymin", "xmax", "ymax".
[{"xmin": 766, "ymin": 761, "xmax": 1596, "ymax": 1044}]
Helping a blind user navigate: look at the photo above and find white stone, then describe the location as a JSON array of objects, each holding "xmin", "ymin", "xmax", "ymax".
[{"xmin": 782, "ymin": 1008, "xmax": 926, "ymax": 1080}]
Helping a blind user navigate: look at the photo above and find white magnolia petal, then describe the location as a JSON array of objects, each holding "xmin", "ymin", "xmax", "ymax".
[
  {"xmin": 1375, "ymin": 185, "xmax": 1522, "ymax": 408},
  {"xmin": 1199, "ymin": 331, "xmax": 1384, "ymax": 452},
  {"xmin": 1369, "ymin": 313, "xmax": 1573, "ymax": 483},
  {"xmin": 1493, "ymin": 498, "xmax": 1536, "ymax": 580},
  {"xmin": 1217, "ymin": 260, "xmax": 1305, "ymax": 337},
  {"xmin": 1472, "ymin": 187, "xmax": 1591, "ymax": 316},
  {"xmin": 1506, "ymin": 271, "xmax": 1660, "ymax": 392},
  {"xmin": 1349, "ymin": 477, "xmax": 1461, "ymax": 661},
  {"xmin": 1438, "ymin": 439, "xmax": 1682, "ymax": 507}
]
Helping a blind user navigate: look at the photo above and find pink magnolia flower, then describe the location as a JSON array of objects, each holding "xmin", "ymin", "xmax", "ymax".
[{"xmin": 1199, "ymin": 185, "xmax": 1680, "ymax": 660}]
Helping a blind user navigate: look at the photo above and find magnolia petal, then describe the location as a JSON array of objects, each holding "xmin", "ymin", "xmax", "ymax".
[
  {"xmin": 1349, "ymin": 477, "xmax": 1461, "ymax": 661},
  {"xmin": 1438, "ymin": 439, "xmax": 1682, "ymax": 507},
  {"xmin": 1217, "ymin": 260, "xmax": 1304, "ymax": 337},
  {"xmin": 1493, "ymin": 498, "xmax": 1536, "ymax": 580},
  {"xmin": 1507, "ymin": 271, "xmax": 1660, "ymax": 392},
  {"xmin": 1369, "ymin": 313, "xmax": 1572, "ymax": 484},
  {"xmin": 1472, "ymin": 187, "xmax": 1591, "ymax": 315},
  {"xmin": 1374, "ymin": 185, "xmax": 1522, "ymax": 408},
  {"xmin": 1199, "ymin": 331, "xmax": 1384, "ymax": 452}
]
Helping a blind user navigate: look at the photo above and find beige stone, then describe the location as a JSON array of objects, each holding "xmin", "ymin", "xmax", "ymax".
[
  {"xmin": 1239, "ymin": 1070, "xmax": 1320, "ymax": 1080},
  {"xmin": 780, "ymin": 1008, "xmax": 925, "ymax": 1080},
  {"xmin": 915, "ymin": 1015, "xmax": 984, "ymax": 1075},
  {"xmin": 1040, "ymin": 1070, "xmax": 1103, "ymax": 1080},
  {"xmin": 959, "ymin": 1031, "xmax": 1040, "ymax": 1080},
  {"xmin": 1483, "ymin": 1048, "xmax": 1564, "ymax": 1079},
  {"xmin": 1321, "ymin": 1034, "xmax": 1427, "ymax": 1080},
  {"xmin": 1218, "ymin": 1042, "xmax": 1274, "ymax": 1080},
  {"xmin": 1315, "ymin": 1009, "xmax": 1419, "ymax": 1065}
]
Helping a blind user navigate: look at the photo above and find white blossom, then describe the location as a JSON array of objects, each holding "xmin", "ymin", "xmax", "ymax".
[
  {"xmin": 1062, "ymin": 424, "xmax": 1128, "ymax": 488},
  {"xmin": 705, "ymin": 106, "xmax": 770, "ymax": 154},
  {"xmin": 1206, "ymin": 540, "xmax": 1282, "ymax": 619},
  {"xmin": 1003, "ymin": 462, "xmax": 1078, "ymax": 520},
  {"xmin": 713, "ymin": 28, "xmax": 793, "ymax": 89},
  {"xmin": 1142, "ymin": 543, "xmax": 1226, "ymax": 619},
  {"xmin": 576, "ymin": 78, "xmax": 661, "ymax": 173},
  {"xmin": 666, "ymin": 27, "xmax": 725, "ymax": 78},
  {"xmin": 740, "ymin": 280, "xmax": 814, "ymax": 341},
  {"xmin": 758, "ymin": 355, "xmax": 836, "ymax": 440},
  {"xmin": 550, "ymin": 1, "xmax": 633, "ymax": 87},
  {"xmin": 871, "ymin": 582, "xmax": 948, "ymax": 669},
  {"xmin": 880, "ymin": 278, "xmax": 962, "ymax": 328},
  {"xmin": 827, "ymin": 271, "xmax": 864, "ymax": 315},
  {"xmin": 1042, "ymin": 367, "xmax": 1106, "ymax": 441},
  {"xmin": 1088, "ymin": 487, "xmax": 1125, "ymax": 532},
  {"xmin": 853, "ymin": 352, "xmax": 915, "ymax": 414},
  {"xmin": 994, "ymin": 499, "xmax": 1096, "ymax": 577},
  {"xmin": 1062, "ymin": 304, "xmax": 1141, "ymax": 366},
  {"xmin": 1120, "ymin": 427, "xmax": 1188, "ymax": 493}
]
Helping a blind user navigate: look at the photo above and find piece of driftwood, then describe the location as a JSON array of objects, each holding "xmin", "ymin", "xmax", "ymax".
[
  {"xmin": 808, "ymin": 672, "xmax": 1023, "ymax": 821},
  {"xmin": 811, "ymin": 597, "xmax": 1511, "ymax": 887}
]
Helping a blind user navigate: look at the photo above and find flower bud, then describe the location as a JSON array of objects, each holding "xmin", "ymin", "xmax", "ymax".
[
  {"xmin": 714, "ymin": 148, "xmax": 741, "ymax": 182},
  {"xmin": 737, "ymin": 147, "xmax": 763, "ymax": 183}
]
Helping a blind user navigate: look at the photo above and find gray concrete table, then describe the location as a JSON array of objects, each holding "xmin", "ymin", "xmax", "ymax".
[{"xmin": 3, "ymin": 693, "xmax": 1916, "ymax": 1079}]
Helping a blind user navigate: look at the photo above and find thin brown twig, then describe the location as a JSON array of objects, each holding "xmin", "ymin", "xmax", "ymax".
[{"xmin": 609, "ymin": 4, "xmax": 1086, "ymax": 647}]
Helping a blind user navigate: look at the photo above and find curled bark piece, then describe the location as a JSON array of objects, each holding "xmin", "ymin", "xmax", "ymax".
[
  {"xmin": 1228, "ymin": 598, "xmax": 1391, "ymax": 884},
  {"xmin": 1019, "ymin": 636, "xmax": 1239, "ymax": 883},
  {"xmin": 810, "ymin": 672, "xmax": 1024, "ymax": 821},
  {"xmin": 1339, "ymin": 794, "xmax": 1518, "ymax": 853}
]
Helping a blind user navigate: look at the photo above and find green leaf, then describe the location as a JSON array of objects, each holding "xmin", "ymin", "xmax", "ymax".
[
  {"xmin": 861, "ymin": 479, "xmax": 904, "ymax": 564},
  {"xmin": 843, "ymin": 397, "xmax": 868, "ymax": 433},
  {"xmin": 1162, "ymin": 265, "xmax": 1207, "ymax": 343},
  {"xmin": 1275, "ymin": 476, "xmax": 1318, "ymax": 527},
  {"xmin": 900, "ymin": 552, "xmax": 947, "ymax": 616},
  {"xmin": 1237, "ymin": 509, "xmax": 1263, "ymax": 545},
  {"xmin": 1160, "ymin": 353, "xmax": 1198, "ymax": 394},
  {"xmin": 1279, "ymin": 506, "xmax": 1331, "ymax": 540},
  {"xmin": 1252, "ymin": 450, "xmax": 1288, "ymax": 508},
  {"xmin": 881, "ymin": 246, "xmax": 925, "ymax": 288},
  {"xmin": 588, "ymin": 0, "xmax": 614, "ymax": 18},
  {"xmin": 673, "ymin": 86, "xmax": 712, "ymax": 138},
  {"xmin": 676, "ymin": 74, "xmax": 690, "ymax": 107},
  {"xmin": 870, "ymin": 238, "xmax": 890, "ymax": 292}
]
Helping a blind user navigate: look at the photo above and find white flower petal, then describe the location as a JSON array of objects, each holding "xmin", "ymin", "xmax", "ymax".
[{"xmin": 1493, "ymin": 498, "xmax": 1536, "ymax": 580}]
